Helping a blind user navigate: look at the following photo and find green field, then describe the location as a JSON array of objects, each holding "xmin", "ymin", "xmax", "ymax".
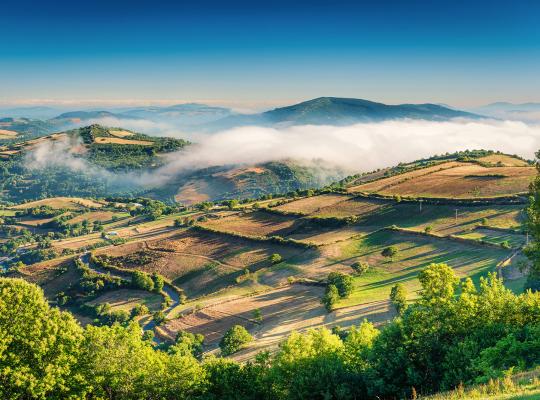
[
  {"xmin": 334, "ymin": 229, "xmax": 510, "ymax": 308},
  {"xmin": 457, "ymin": 228, "xmax": 525, "ymax": 248},
  {"xmin": 357, "ymin": 203, "xmax": 524, "ymax": 234}
]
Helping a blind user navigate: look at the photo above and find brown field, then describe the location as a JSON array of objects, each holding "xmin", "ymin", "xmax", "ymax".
[
  {"xmin": 66, "ymin": 211, "xmax": 117, "ymax": 224},
  {"xmin": 52, "ymin": 235, "xmax": 104, "ymax": 251},
  {"xmin": 348, "ymin": 161, "xmax": 466, "ymax": 193},
  {"xmin": 11, "ymin": 197, "xmax": 105, "ymax": 210},
  {"xmin": 96, "ymin": 229, "xmax": 309, "ymax": 297},
  {"xmin": 477, "ymin": 154, "xmax": 530, "ymax": 167},
  {"xmin": 0, "ymin": 129, "xmax": 18, "ymax": 137},
  {"xmin": 286, "ymin": 225, "xmax": 370, "ymax": 245},
  {"xmin": 312, "ymin": 197, "xmax": 388, "ymax": 218},
  {"xmin": 274, "ymin": 194, "xmax": 351, "ymax": 214},
  {"xmin": 10, "ymin": 258, "xmax": 80, "ymax": 298},
  {"xmin": 16, "ymin": 215, "xmax": 61, "ymax": 227},
  {"xmin": 216, "ymin": 166, "xmax": 266, "ymax": 179},
  {"xmin": 0, "ymin": 150, "xmax": 20, "ymax": 156},
  {"xmin": 198, "ymin": 211, "xmax": 300, "ymax": 237},
  {"xmin": 351, "ymin": 163, "xmax": 535, "ymax": 198},
  {"xmin": 159, "ymin": 284, "xmax": 394, "ymax": 357},
  {"xmin": 86, "ymin": 289, "xmax": 162, "ymax": 313},
  {"xmin": 108, "ymin": 129, "xmax": 134, "ymax": 137},
  {"xmin": 94, "ymin": 137, "xmax": 153, "ymax": 146}
]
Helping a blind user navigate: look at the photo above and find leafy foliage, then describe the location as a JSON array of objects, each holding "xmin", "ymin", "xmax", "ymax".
[{"xmin": 219, "ymin": 325, "xmax": 254, "ymax": 356}]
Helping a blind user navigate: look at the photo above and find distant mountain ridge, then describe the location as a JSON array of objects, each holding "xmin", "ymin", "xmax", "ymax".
[
  {"xmin": 470, "ymin": 101, "xmax": 540, "ymax": 122},
  {"xmin": 203, "ymin": 97, "xmax": 483, "ymax": 130},
  {"xmin": 0, "ymin": 97, "xmax": 484, "ymax": 137}
]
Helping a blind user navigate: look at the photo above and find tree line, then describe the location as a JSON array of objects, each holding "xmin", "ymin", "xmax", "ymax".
[{"xmin": 2, "ymin": 262, "xmax": 540, "ymax": 399}]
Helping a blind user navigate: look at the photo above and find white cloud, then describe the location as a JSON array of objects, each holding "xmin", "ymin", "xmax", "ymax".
[{"xmin": 25, "ymin": 119, "xmax": 540, "ymax": 193}]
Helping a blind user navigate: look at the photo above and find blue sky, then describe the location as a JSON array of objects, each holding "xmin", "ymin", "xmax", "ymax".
[{"xmin": 1, "ymin": 0, "xmax": 539, "ymax": 109}]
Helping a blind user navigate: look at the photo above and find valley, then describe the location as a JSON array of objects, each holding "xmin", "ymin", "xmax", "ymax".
[{"xmin": 1, "ymin": 147, "xmax": 533, "ymax": 361}]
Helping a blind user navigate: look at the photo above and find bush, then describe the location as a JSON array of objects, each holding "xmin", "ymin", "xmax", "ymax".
[
  {"xmin": 270, "ymin": 253, "xmax": 283, "ymax": 264},
  {"xmin": 132, "ymin": 271, "xmax": 154, "ymax": 291},
  {"xmin": 253, "ymin": 308, "xmax": 262, "ymax": 322},
  {"xmin": 131, "ymin": 304, "xmax": 149, "ymax": 318},
  {"xmin": 142, "ymin": 330, "xmax": 154, "ymax": 342},
  {"xmin": 219, "ymin": 325, "xmax": 253, "ymax": 356},
  {"xmin": 381, "ymin": 246, "xmax": 398, "ymax": 260},
  {"xmin": 351, "ymin": 261, "xmax": 369, "ymax": 275}
]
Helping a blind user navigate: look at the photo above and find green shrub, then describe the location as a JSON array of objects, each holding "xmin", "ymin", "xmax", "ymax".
[
  {"xmin": 351, "ymin": 261, "xmax": 369, "ymax": 275},
  {"xmin": 219, "ymin": 325, "xmax": 253, "ymax": 356},
  {"xmin": 270, "ymin": 253, "xmax": 283, "ymax": 264},
  {"xmin": 381, "ymin": 246, "xmax": 398, "ymax": 260}
]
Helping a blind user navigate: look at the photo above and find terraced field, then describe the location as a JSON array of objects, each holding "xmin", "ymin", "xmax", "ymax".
[
  {"xmin": 4, "ymin": 153, "xmax": 532, "ymax": 359},
  {"xmin": 349, "ymin": 161, "xmax": 535, "ymax": 198},
  {"xmin": 198, "ymin": 210, "xmax": 301, "ymax": 237}
]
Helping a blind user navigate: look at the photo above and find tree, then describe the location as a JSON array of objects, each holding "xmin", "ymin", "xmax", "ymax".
[
  {"xmin": 390, "ymin": 283, "xmax": 408, "ymax": 315},
  {"xmin": 526, "ymin": 149, "xmax": 540, "ymax": 291},
  {"xmin": 270, "ymin": 253, "xmax": 283, "ymax": 264},
  {"xmin": 224, "ymin": 199, "xmax": 239, "ymax": 210},
  {"xmin": 153, "ymin": 311, "xmax": 166, "ymax": 326},
  {"xmin": 132, "ymin": 271, "xmax": 154, "ymax": 291},
  {"xmin": 220, "ymin": 325, "xmax": 253, "ymax": 356},
  {"xmin": 322, "ymin": 284, "xmax": 340, "ymax": 311},
  {"xmin": 80, "ymin": 322, "xmax": 203, "ymax": 399},
  {"xmin": 0, "ymin": 278, "xmax": 87, "ymax": 399},
  {"xmin": 382, "ymin": 246, "xmax": 398, "ymax": 260},
  {"xmin": 171, "ymin": 330, "xmax": 205, "ymax": 358},
  {"xmin": 270, "ymin": 328, "xmax": 356, "ymax": 399},
  {"xmin": 327, "ymin": 272, "xmax": 354, "ymax": 298},
  {"xmin": 151, "ymin": 272, "xmax": 164, "ymax": 293},
  {"xmin": 417, "ymin": 263, "xmax": 459, "ymax": 305}
]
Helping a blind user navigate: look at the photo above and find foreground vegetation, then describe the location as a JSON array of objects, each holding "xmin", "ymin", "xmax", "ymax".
[{"xmin": 2, "ymin": 262, "xmax": 540, "ymax": 399}]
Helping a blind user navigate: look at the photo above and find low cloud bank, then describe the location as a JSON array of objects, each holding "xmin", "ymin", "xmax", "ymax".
[
  {"xmin": 26, "ymin": 119, "xmax": 540, "ymax": 190},
  {"xmin": 157, "ymin": 119, "xmax": 540, "ymax": 176}
]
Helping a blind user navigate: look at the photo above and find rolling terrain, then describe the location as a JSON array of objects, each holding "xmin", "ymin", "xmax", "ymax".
[{"xmin": 1, "ymin": 151, "xmax": 532, "ymax": 361}]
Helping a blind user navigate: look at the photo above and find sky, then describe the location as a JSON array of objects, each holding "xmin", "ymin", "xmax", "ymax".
[{"xmin": 1, "ymin": 0, "xmax": 539, "ymax": 109}]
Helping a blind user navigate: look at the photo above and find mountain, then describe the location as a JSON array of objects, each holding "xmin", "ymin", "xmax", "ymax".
[
  {"xmin": 203, "ymin": 97, "xmax": 483, "ymax": 130},
  {"xmin": 50, "ymin": 110, "xmax": 134, "ymax": 122},
  {"xmin": 0, "ymin": 106, "xmax": 64, "ymax": 119},
  {"xmin": 119, "ymin": 103, "xmax": 234, "ymax": 126},
  {"xmin": 470, "ymin": 102, "xmax": 540, "ymax": 122},
  {"xmin": 0, "ymin": 117, "xmax": 55, "ymax": 138}
]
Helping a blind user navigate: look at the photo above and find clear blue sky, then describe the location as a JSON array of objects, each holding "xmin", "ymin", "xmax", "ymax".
[{"xmin": 1, "ymin": 0, "xmax": 539, "ymax": 109}]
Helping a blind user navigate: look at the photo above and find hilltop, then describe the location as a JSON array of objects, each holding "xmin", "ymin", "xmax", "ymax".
[
  {"xmin": 0, "ymin": 124, "xmax": 338, "ymax": 204},
  {"xmin": 203, "ymin": 97, "xmax": 482, "ymax": 130}
]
